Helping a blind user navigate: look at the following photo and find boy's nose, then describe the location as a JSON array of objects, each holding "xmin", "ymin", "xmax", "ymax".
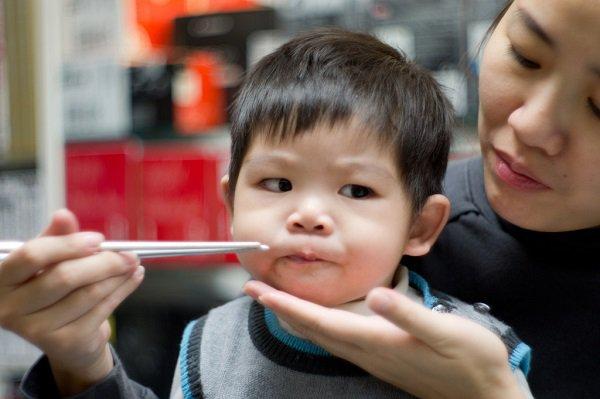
[{"xmin": 286, "ymin": 206, "xmax": 333, "ymax": 235}]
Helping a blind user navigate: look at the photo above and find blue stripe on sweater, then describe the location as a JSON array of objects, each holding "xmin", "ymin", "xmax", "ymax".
[
  {"xmin": 179, "ymin": 319, "xmax": 198, "ymax": 399},
  {"xmin": 264, "ymin": 307, "xmax": 331, "ymax": 356},
  {"xmin": 510, "ymin": 342, "xmax": 532, "ymax": 376}
]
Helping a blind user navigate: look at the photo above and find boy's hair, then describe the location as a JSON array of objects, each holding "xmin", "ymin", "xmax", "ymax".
[{"xmin": 228, "ymin": 28, "xmax": 453, "ymax": 212}]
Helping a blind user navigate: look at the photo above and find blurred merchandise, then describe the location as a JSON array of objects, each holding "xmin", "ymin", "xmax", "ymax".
[
  {"xmin": 3, "ymin": 0, "xmax": 37, "ymax": 166},
  {"xmin": 0, "ymin": 0, "xmax": 8, "ymax": 160},
  {"xmin": 65, "ymin": 139, "xmax": 232, "ymax": 266},
  {"xmin": 0, "ymin": 169, "xmax": 42, "ymax": 240},
  {"xmin": 66, "ymin": 140, "xmax": 143, "ymax": 240},
  {"xmin": 62, "ymin": 0, "xmax": 128, "ymax": 62},
  {"xmin": 131, "ymin": 0, "xmax": 257, "ymax": 55},
  {"xmin": 0, "ymin": 329, "xmax": 41, "ymax": 399},
  {"xmin": 173, "ymin": 52, "xmax": 226, "ymax": 134},
  {"xmin": 61, "ymin": 0, "xmax": 132, "ymax": 140},
  {"xmin": 433, "ymin": 68, "xmax": 469, "ymax": 118},
  {"xmin": 130, "ymin": 63, "xmax": 176, "ymax": 137},
  {"xmin": 173, "ymin": 6, "xmax": 276, "ymax": 113},
  {"xmin": 140, "ymin": 141, "xmax": 230, "ymax": 265},
  {"xmin": 63, "ymin": 60, "xmax": 132, "ymax": 141},
  {"xmin": 131, "ymin": 0, "xmax": 187, "ymax": 50},
  {"xmin": 174, "ymin": 6, "xmax": 276, "ymax": 70}
]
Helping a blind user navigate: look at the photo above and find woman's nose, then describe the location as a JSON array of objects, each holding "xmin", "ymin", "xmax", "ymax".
[
  {"xmin": 286, "ymin": 200, "xmax": 334, "ymax": 235},
  {"xmin": 508, "ymin": 82, "xmax": 569, "ymax": 157}
]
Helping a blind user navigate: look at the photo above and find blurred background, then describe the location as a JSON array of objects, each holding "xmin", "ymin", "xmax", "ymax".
[{"xmin": 0, "ymin": 0, "xmax": 505, "ymax": 397}]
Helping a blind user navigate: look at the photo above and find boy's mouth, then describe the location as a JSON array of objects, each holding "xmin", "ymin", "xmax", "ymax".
[{"xmin": 286, "ymin": 253, "xmax": 322, "ymax": 263}]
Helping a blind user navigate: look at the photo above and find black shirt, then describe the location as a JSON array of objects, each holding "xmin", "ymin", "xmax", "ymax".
[{"xmin": 406, "ymin": 157, "xmax": 599, "ymax": 399}]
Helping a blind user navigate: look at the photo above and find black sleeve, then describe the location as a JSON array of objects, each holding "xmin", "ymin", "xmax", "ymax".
[{"xmin": 19, "ymin": 346, "xmax": 159, "ymax": 399}]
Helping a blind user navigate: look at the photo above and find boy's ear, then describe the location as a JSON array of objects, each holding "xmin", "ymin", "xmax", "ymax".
[
  {"xmin": 220, "ymin": 175, "xmax": 233, "ymax": 216},
  {"xmin": 404, "ymin": 194, "xmax": 450, "ymax": 257}
]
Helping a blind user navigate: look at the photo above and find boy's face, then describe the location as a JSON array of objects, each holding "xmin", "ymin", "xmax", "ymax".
[{"xmin": 224, "ymin": 123, "xmax": 416, "ymax": 307}]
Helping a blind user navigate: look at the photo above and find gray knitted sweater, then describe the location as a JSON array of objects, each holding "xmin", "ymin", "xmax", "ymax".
[{"xmin": 170, "ymin": 271, "xmax": 532, "ymax": 399}]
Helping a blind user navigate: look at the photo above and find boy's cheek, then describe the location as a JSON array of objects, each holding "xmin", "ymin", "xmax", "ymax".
[{"xmin": 237, "ymin": 252, "xmax": 269, "ymax": 277}]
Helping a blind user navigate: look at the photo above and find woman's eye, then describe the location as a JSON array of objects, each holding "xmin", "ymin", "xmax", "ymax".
[
  {"xmin": 260, "ymin": 178, "xmax": 292, "ymax": 192},
  {"xmin": 509, "ymin": 45, "xmax": 540, "ymax": 70},
  {"xmin": 339, "ymin": 184, "xmax": 374, "ymax": 199},
  {"xmin": 588, "ymin": 98, "xmax": 600, "ymax": 119}
]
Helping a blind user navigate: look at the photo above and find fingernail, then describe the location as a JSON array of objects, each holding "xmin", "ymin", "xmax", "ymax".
[
  {"xmin": 133, "ymin": 265, "xmax": 145, "ymax": 278},
  {"xmin": 80, "ymin": 232, "xmax": 104, "ymax": 249},
  {"xmin": 120, "ymin": 251, "xmax": 139, "ymax": 266},
  {"xmin": 368, "ymin": 290, "xmax": 392, "ymax": 313}
]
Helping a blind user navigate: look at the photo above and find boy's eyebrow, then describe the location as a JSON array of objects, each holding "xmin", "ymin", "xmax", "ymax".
[
  {"xmin": 242, "ymin": 154, "xmax": 297, "ymax": 168},
  {"xmin": 336, "ymin": 160, "xmax": 396, "ymax": 181},
  {"xmin": 242, "ymin": 155, "xmax": 396, "ymax": 181},
  {"xmin": 515, "ymin": 7, "xmax": 555, "ymax": 48}
]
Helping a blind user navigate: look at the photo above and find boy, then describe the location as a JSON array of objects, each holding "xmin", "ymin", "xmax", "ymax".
[
  {"xmin": 18, "ymin": 29, "xmax": 531, "ymax": 398},
  {"xmin": 170, "ymin": 29, "xmax": 531, "ymax": 398}
]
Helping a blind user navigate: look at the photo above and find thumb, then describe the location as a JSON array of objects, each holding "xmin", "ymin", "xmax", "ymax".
[
  {"xmin": 39, "ymin": 209, "xmax": 80, "ymax": 237},
  {"xmin": 366, "ymin": 287, "xmax": 460, "ymax": 350}
]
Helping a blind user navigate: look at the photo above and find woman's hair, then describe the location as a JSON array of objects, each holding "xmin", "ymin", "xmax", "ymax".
[
  {"xmin": 227, "ymin": 28, "xmax": 454, "ymax": 213},
  {"xmin": 482, "ymin": 1, "xmax": 514, "ymax": 46}
]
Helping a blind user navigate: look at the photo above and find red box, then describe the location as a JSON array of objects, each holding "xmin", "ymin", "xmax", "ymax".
[
  {"xmin": 173, "ymin": 52, "xmax": 226, "ymax": 134},
  {"xmin": 133, "ymin": 0, "xmax": 187, "ymax": 49},
  {"xmin": 140, "ymin": 142, "xmax": 232, "ymax": 266},
  {"xmin": 131, "ymin": 0, "xmax": 256, "ymax": 51},
  {"xmin": 66, "ymin": 140, "xmax": 143, "ymax": 240}
]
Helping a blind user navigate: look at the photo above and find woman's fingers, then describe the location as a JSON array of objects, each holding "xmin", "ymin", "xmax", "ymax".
[
  {"xmin": 244, "ymin": 281, "xmax": 400, "ymax": 355},
  {"xmin": 42, "ymin": 266, "xmax": 144, "ymax": 362},
  {"xmin": 367, "ymin": 287, "xmax": 499, "ymax": 357},
  {"xmin": 0, "ymin": 232, "xmax": 105, "ymax": 287},
  {"xmin": 22, "ymin": 270, "xmax": 137, "ymax": 332},
  {"xmin": 39, "ymin": 209, "xmax": 80, "ymax": 237},
  {"xmin": 367, "ymin": 287, "xmax": 463, "ymax": 349},
  {"xmin": 69, "ymin": 266, "xmax": 145, "ymax": 337},
  {"xmin": 10, "ymin": 251, "xmax": 138, "ymax": 315}
]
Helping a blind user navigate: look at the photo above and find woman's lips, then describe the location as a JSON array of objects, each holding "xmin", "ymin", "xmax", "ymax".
[{"xmin": 493, "ymin": 151, "xmax": 550, "ymax": 191}]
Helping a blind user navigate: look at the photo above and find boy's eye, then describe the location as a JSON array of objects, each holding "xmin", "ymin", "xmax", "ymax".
[
  {"xmin": 508, "ymin": 45, "xmax": 540, "ymax": 70},
  {"xmin": 339, "ymin": 184, "xmax": 374, "ymax": 199},
  {"xmin": 260, "ymin": 178, "xmax": 292, "ymax": 192},
  {"xmin": 588, "ymin": 98, "xmax": 600, "ymax": 119}
]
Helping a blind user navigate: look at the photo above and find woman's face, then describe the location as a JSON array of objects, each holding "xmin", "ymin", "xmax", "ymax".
[{"xmin": 478, "ymin": 0, "xmax": 600, "ymax": 231}]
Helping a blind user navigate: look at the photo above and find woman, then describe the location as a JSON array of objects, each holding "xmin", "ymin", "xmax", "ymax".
[{"xmin": 244, "ymin": 0, "xmax": 600, "ymax": 397}]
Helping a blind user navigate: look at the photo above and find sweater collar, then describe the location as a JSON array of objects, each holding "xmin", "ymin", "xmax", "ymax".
[{"xmin": 248, "ymin": 266, "xmax": 425, "ymax": 376}]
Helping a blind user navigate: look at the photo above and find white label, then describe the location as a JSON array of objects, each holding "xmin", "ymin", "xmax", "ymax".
[
  {"xmin": 433, "ymin": 68, "xmax": 468, "ymax": 118},
  {"xmin": 61, "ymin": 0, "xmax": 125, "ymax": 62},
  {"xmin": 63, "ymin": 60, "xmax": 131, "ymax": 139},
  {"xmin": 467, "ymin": 20, "xmax": 492, "ymax": 74},
  {"xmin": 247, "ymin": 30, "xmax": 289, "ymax": 68},
  {"xmin": 372, "ymin": 24, "xmax": 415, "ymax": 60}
]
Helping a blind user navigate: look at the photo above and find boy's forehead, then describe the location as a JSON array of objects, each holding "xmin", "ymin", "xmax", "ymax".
[
  {"xmin": 249, "ymin": 118, "xmax": 391, "ymax": 153},
  {"xmin": 242, "ymin": 129, "xmax": 402, "ymax": 182}
]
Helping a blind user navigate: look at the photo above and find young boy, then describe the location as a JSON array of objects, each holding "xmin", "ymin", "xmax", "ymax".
[
  {"xmin": 18, "ymin": 29, "xmax": 531, "ymax": 398},
  {"xmin": 170, "ymin": 29, "xmax": 532, "ymax": 398}
]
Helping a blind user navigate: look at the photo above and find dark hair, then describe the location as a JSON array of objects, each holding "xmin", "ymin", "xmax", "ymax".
[
  {"xmin": 228, "ymin": 28, "xmax": 453, "ymax": 212},
  {"xmin": 482, "ymin": 1, "xmax": 514, "ymax": 47}
]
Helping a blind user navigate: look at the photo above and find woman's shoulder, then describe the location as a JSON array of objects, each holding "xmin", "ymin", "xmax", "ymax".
[
  {"xmin": 444, "ymin": 157, "xmax": 480, "ymax": 219},
  {"xmin": 444, "ymin": 156, "xmax": 496, "ymax": 223}
]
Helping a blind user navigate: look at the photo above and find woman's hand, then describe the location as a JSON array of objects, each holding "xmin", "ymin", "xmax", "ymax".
[
  {"xmin": 244, "ymin": 280, "xmax": 525, "ymax": 399},
  {"xmin": 0, "ymin": 209, "xmax": 144, "ymax": 395}
]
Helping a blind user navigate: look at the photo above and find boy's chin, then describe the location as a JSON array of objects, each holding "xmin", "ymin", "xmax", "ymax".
[{"xmin": 274, "ymin": 283, "xmax": 362, "ymax": 308}]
